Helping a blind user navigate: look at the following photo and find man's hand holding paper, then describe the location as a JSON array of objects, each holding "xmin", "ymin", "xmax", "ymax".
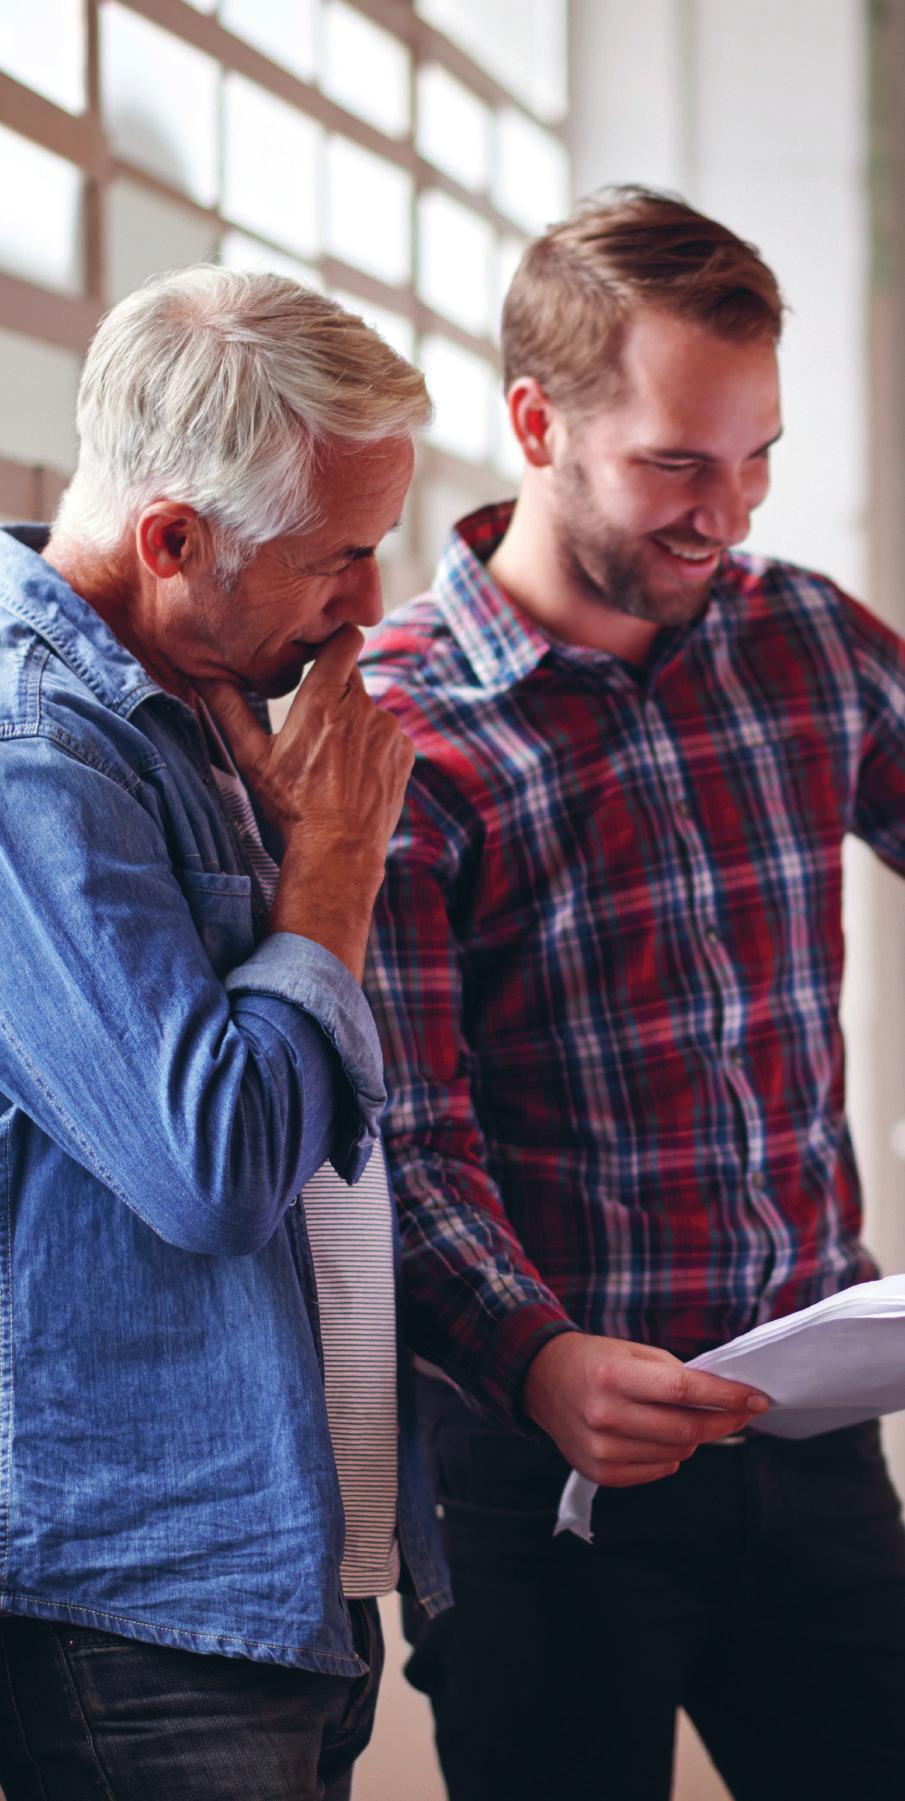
[
  {"xmin": 558, "ymin": 1275, "xmax": 905, "ymax": 1541},
  {"xmin": 524, "ymin": 1330, "xmax": 770, "ymax": 1489}
]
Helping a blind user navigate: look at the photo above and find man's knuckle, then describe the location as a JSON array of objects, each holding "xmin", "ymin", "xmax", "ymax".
[{"xmin": 663, "ymin": 1370, "xmax": 690, "ymax": 1405}]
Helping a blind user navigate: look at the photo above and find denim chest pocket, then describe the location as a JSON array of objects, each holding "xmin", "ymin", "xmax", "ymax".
[{"xmin": 178, "ymin": 868, "xmax": 255, "ymax": 978}]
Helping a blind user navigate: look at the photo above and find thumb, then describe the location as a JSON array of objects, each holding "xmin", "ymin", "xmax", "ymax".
[{"xmin": 195, "ymin": 679, "xmax": 271, "ymax": 782}]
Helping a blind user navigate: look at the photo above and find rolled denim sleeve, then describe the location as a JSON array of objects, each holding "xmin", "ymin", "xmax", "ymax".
[
  {"xmin": 0, "ymin": 729, "xmax": 381, "ymax": 1254},
  {"xmin": 226, "ymin": 934, "xmax": 385, "ymax": 1182}
]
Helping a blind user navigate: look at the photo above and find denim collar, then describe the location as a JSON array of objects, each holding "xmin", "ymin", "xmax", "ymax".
[{"xmin": 0, "ymin": 524, "xmax": 163, "ymax": 718}]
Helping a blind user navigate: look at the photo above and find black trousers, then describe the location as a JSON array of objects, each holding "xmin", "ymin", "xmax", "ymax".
[
  {"xmin": 0, "ymin": 1599, "xmax": 382, "ymax": 1801},
  {"xmin": 405, "ymin": 1376, "xmax": 905, "ymax": 1801}
]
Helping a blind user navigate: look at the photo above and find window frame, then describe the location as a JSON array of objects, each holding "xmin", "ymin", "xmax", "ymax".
[{"xmin": 0, "ymin": 0, "xmax": 570, "ymax": 571}]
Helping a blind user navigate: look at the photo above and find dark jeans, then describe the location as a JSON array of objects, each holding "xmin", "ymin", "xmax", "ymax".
[
  {"xmin": 405, "ymin": 1377, "xmax": 905, "ymax": 1801},
  {"xmin": 0, "ymin": 1598, "xmax": 382, "ymax": 1801}
]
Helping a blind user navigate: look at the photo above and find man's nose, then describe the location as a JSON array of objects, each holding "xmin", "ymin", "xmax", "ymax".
[
  {"xmin": 336, "ymin": 556, "xmax": 384, "ymax": 629},
  {"xmin": 691, "ymin": 473, "xmax": 752, "ymax": 547}
]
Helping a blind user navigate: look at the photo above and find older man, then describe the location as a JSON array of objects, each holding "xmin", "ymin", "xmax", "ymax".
[
  {"xmin": 0, "ymin": 267, "xmax": 448, "ymax": 1800},
  {"xmin": 362, "ymin": 189, "xmax": 905, "ymax": 1801}
]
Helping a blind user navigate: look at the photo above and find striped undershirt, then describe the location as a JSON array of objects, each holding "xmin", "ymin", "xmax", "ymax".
[{"xmin": 200, "ymin": 702, "xmax": 400, "ymax": 1598}]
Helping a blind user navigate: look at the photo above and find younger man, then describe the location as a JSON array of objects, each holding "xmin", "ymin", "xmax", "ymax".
[{"xmin": 362, "ymin": 189, "xmax": 905, "ymax": 1801}]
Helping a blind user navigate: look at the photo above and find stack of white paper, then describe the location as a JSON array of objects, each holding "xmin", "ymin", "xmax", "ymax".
[
  {"xmin": 556, "ymin": 1274, "xmax": 905, "ymax": 1543},
  {"xmin": 690, "ymin": 1273, "xmax": 905, "ymax": 1438}
]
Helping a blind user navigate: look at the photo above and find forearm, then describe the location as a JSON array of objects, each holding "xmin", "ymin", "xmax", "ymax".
[
  {"xmin": 269, "ymin": 831, "xmax": 387, "ymax": 983},
  {"xmin": 0, "ymin": 741, "xmax": 386, "ymax": 1251},
  {"xmin": 391, "ymin": 1137, "xmax": 574, "ymax": 1419}
]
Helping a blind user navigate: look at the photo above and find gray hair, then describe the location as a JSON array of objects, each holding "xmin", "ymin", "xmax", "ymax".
[{"xmin": 55, "ymin": 265, "xmax": 431, "ymax": 574}]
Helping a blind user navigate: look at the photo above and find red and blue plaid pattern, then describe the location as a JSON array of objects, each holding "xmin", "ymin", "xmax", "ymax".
[{"xmin": 361, "ymin": 503, "xmax": 905, "ymax": 1418}]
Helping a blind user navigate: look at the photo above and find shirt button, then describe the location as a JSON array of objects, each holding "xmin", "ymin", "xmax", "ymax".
[
  {"xmin": 676, "ymin": 800, "xmax": 691, "ymax": 819},
  {"xmin": 729, "ymin": 1047, "xmax": 743, "ymax": 1064},
  {"xmin": 705, "ymin": 925, "xmax": 720, "ymax": 944},
  {"xmin": 750, "ymin": 1171, "xmax": 765, "ymax": 1190}
]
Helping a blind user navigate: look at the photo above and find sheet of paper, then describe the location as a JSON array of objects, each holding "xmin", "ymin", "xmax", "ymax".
[{"xmin": 555, "ymin": 1275, "xmax": 905, "ymax": 1542}]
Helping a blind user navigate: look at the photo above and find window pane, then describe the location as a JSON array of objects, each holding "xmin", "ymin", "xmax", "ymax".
[
  {"xmin": 222, "ymin": 73, "xmax": 321, "ymax": 258},
  {"xmin": 493, "ymin": 109, "xmax": 569, "ymax": 233},
  {"xmin": 416, "ymin": 64, "xmax": 491, "ymax": 193},
  {"xmin": 220, "ymin": 230, "xmax": 321, "ymax": 288},
  {"xmin": 494, "ymin": 391, "xmax": 523, "ymax": 482},
  {"xmin": 419, "ymin": 469, "xmax": 496, "ymax": 570},
  {"xmin": 417, "ymin": 191, "xmax": 494, "ymax": 337},
  {"xmin": 332, "ymin": 290, "xmax": 415, "ymax": 362},
  {"xmin": 416, "ymin": 0, "xmax": 567, "ymax": 122},
  {"xmin": 496, "ymin": 231, "xmax": 525, "ymax": 316},
  {"xmin": 219, "ymin": 0, "xmax": 318, "ymax": 82},
  {"xmin": 0, "ymin": 125, "xmax": 83, "ymax": 296},
  {"xmin": 326, "ymin": 137, "xmax": 411, "ymax": 286},
  {"xmin": 106, "ymin": 180, "xmax": 219, "ymax": 305},
  {"xmin": 321, "ymin": 2, "xmax": 410, "ymax": 138},
  {"xmin": 421, "ymin": 334, "xmax": 495, "ymax": 462},
  {"xmin": 0, "ymin": 0, "xmax": 86, "ymax": 114},
  {"xmin": 0, "ymin": 327, "xmax": 80, "ymax": 471},
  {"xmin": 99, "ymin": 4, "xmax": 219, "ymax": 207}
]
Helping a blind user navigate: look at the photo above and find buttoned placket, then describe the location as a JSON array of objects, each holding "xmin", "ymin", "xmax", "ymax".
[{"xmin": 637, "ymin": 672, "xmax": 789, "ymax": 1275}]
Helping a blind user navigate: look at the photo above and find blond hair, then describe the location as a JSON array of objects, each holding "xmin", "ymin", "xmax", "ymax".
[
  {"xmin": 502, "ymin": 185, "xmax": 785, "ymax": 417},
  {"xmin": 56, "ymin": 266, "xmax": 431, "ymax": 572}
]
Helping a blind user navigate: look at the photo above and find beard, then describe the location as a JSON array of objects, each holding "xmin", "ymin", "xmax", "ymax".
[{"xmin": 552, "ymin": 453, "xmax": 719, "ymax": 629}]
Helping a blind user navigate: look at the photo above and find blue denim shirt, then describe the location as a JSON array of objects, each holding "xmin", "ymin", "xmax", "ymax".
[{"xmin": 0, "ymin": 526, "xmax": 449, "ymax": 1673}]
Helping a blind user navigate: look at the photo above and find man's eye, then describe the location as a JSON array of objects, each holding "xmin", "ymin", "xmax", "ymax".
[
  {"xmin": 337, "ymin": 549, "xmax": 375, "ymax": 570},
  {"xmin": 650, "ymin": 461, "xmax": 698, "ymax": 475}
]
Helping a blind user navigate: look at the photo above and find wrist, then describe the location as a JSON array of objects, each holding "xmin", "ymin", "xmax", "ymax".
[
  {"xmin": 269, "ymin": 857, "xmax": 382, "ymax": 984},
  {"xmin": 522, "ymin": 1329, "xmax": 581, "ymax": 1429},
  {"xmin": 282, "ymin": 827, "xmax": 386, "ymax": 896}
]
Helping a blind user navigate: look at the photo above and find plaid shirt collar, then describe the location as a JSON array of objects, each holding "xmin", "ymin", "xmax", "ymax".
[
  {"xmin": 433, "ymin": 499, "xmax": 727, "ymax": 692},
  {"xmin": 432, "ymin": 501, "xmax": 551, "ymax": 692}
]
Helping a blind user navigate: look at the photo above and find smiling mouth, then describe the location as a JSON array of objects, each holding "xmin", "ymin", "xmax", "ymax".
[{"xmin": 650, "ymin": 536, "xmax": 722, "ymax": 569}]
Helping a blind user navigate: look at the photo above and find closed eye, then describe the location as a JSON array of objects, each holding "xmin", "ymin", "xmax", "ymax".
[{"xmin": 648, "ymin": 460, "xmax": 700, "ymax": 475}]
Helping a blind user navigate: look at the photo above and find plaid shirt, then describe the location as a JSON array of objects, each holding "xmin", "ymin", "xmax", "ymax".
[{"xmin": 361, "ymin": 503, "xmax": 905, "ymax": 1419}]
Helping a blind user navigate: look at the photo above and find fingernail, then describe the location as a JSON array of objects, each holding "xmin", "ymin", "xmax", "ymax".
[{"xmin": 746, "ymin": 1394, "xmax": 770, "ymax": 1413}]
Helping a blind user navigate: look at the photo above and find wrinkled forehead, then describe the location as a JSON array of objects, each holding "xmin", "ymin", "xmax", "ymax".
[{"xmin": 303, "ymin": 435, "xmax": 415, "ymax": 546}]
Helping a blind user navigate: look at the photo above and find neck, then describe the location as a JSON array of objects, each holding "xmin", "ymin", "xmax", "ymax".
[
  {"xmin": 486, "ymin": 484, "xmax": 657, "ymax": 664},
  {"xmin": 42, "ymin": 532, "xmax": 196, "ymax": 704}
]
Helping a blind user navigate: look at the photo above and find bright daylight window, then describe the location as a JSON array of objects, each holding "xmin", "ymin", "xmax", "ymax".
[{"xmin": 0, "ymin": 0, "xmax": 570, "ymax": 575}]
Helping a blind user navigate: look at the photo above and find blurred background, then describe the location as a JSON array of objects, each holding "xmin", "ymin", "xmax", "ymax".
[{"xmin": 1, "ymin": 2, "xmax": 904, "ymax": 1796}]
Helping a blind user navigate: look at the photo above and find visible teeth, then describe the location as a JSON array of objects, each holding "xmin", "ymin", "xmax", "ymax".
[{"xmin": 656, "ymin": 541, "xmax": 715, "ymax": 562}]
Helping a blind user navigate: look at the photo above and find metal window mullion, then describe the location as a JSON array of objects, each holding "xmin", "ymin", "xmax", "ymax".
[
  {"xmin": 0, "ymin": 454, "xmax": 43, "ymax": 519},
  {"xmin": 83, "ymin": 0, "xmax": 107, "ymax": 307},
  {"xmin": 410, "ymin": 15, "xmax": 569, "ymax": 138},
  {"xmin": 117, "ymin": 0, "xmax": 418, "ymax": 166},
  {"xmin": 332, "ymin": 0, "xmax": 416, "ymax": 48},
  {"xmin": 419, "ymin": 440, "xmax": 505, "ymax": 492},
  {"xmin": 0, "ymin": 71, "xmax": 104, "ymax": 174},
  {"xmin": 106, "ymin": 157, "xmax": 220, "ymax": 229},
  {"xmin": 0, "ymin": 270, "xmax": 100, "ymax": 354}
]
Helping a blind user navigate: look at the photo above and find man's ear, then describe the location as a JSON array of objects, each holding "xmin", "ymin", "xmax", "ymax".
[
  {"xmin": 135, "ymin": 504, "xmax": 211, "ymax": 579},
  {"xmin": 506, "ymin": 378, "xmax": 561, "ymax": 469}
]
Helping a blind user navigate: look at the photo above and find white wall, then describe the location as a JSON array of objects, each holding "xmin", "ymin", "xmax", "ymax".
[{"xmin": 569, "ymin": 0, "xmax": 869, "ymax": 583}]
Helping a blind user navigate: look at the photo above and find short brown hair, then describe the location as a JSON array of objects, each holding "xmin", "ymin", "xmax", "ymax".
[{"xmin": 501, "ymin": 185, "xmax": 785, "ymax": 417}]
